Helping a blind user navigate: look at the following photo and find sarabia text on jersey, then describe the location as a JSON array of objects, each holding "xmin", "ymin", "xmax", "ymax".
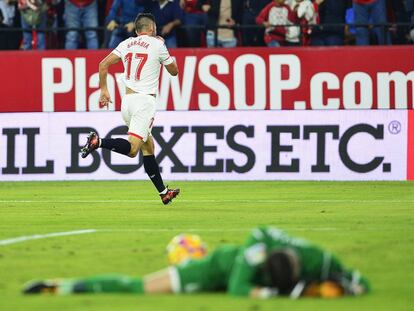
[{"xmin": 112, "ymin": 34, "xmax": 174, "ymax": 95}]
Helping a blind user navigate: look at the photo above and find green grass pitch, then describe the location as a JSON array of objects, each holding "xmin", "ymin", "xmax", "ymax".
[{"xmin": 0, "ymin": 181, "xmax": 413, "ymax": 311}]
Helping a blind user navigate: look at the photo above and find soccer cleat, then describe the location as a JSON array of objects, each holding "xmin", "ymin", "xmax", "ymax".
[
  {"xmin": 23, "ymin": 280, "xmax": 59, "ymax": 294},
  {"xmin": 160, "ymin": 188, "xmax": 180, "ymax": 205},
  {"xmin": 80, "ymin": 132, "xmax": 100, "ymax": 158}
]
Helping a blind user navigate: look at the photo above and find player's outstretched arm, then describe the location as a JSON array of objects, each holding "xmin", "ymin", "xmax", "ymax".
[
  {"xmin": 158, "ymin": 38, "xmax": 178, "ymax": 76},
  {"xmin": 98, "ymin": 53, "xmax": 121, "ymax": 108},
  {"xmin": 227, "ymin": 231, "xmax": 267, "ymax": 297},
  {"xmin": 228, "ymin": 227, "xmax": 280, "ymax": 298},
  {"xmin": 164, "ymin": 62, "xmax": 178, "ymax": 76},
  {"xmin": 227, "ymin": 249, "xmax": 278, "ymax": 298}
]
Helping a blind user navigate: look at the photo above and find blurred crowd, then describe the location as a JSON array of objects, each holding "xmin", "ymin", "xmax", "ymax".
[{"xmin": 0, "ymin": 0, "xmax": 413, "ymax": 50}]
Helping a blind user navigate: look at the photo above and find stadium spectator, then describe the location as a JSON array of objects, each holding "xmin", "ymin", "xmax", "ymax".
[
  {"xmin": 4, "ymin": 0, "xmax": 406, "ymax": 48},
  {"xmin": 45, "ymin": 0, "xmax": 62, "ymax": 49},
  {"xmin": 106, "ymin": 0, "xmax": 144, "ymax": 49},
  {"xmin": 64, "ymin": 0, "xmax": 99, "ymax": 49},
  {"xmin": 283, "ymin": 0, "xmax": 318, "ymax": 46},
  {"xmin": 0, "ymin": 0, "xmax": 21, "ymax": 49},
  {"xmin": 18, "ymin": 0, "xmax": 48, "ymax": 50},
  {"xmin": 0, "ymin": 8, "xmax": 7, "ymax": 49},
  {"xmin": 345, "ymin": 6, "xmax": 357, "ymax": 44},
  {"xmin": 256, "ymin": 0, "xmax": 296, "ymax": 47},
  {"xmin": 311, "ymin": 0, "xmax": 348, "ymax": 46},
  {"xmin": 0, "ymin": 0, "xmax": 16, "ymax": 26},
  {"xmin": 23, "ymin": 227, "xmax": 370, "ymax": 298},
  {"xmin": 294, "ymin": 0, "xmax": 320, "ymax": 45},
  {"xmin": 353, "ymin": 0, "xmax": 388, "ymax": 45},
  {"xmin": 403, "ymin": 0, "xmax": 414, "ymax": 41},
  {"xmin": 385, "ymin": 0, "xmax": 405, "ymax": 44},
  {"xmin": 241, "ymin": 0, "xmax": 268, "ymax": 46},
  {"xmin": 179, "ymin": 0, "xmax": 207, "ymax": 47},
  {"xmin": 144, "ymin": 0, "xmax": 184, "ymax": 48},
  {"xmin": 200, "ymin": 0, "xmax": 243, "ymax": 48}
]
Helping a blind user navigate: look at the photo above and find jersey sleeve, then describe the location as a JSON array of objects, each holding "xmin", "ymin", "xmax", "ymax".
[
  {"xmin": 112, "ymin": 40, "xmax": 125, "ymax": 58},
  {"xmin": 256, "ymin": 3, "xmax": 271, "ymax": 25},
  {"xmin": 158, "ymin": 42, "xmax": 174, "ymax": 66},
  {"xmin": 227, "ymin": 227, "xmax": 272, "ymax": 296}
]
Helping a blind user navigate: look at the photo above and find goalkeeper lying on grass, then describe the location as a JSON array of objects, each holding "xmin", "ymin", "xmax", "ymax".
[{"xmin": 23, "ymin": 226, "xmax": 369, "ymax": 298}]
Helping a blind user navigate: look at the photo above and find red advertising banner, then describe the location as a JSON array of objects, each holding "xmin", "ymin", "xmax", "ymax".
[
  {"xmin": 408, "ymin": 110, "xmax": 414, "ymax": 180},
  {"xmin": 0, "ymin": 46, "xmax": 413, "ymax": 112}
]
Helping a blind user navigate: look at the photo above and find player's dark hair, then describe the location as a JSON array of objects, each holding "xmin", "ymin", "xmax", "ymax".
[
  {"xmin": 264, "ymin": 249, "xmax": 300, "ymax": 294},
  {"xmin": 134, "ymin": 13, "xmax": 156, "ymax": 33}
]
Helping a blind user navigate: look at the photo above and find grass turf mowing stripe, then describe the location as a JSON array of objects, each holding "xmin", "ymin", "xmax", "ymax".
[
  {"xmin": 1, "ymin": 199, "xmax": 413, "ymax": 203},
  {"xmin": 0, "ymin": 228, "xmax": 338, "ymax": 247}
]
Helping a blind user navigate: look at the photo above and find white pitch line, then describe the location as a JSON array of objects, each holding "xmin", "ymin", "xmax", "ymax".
[
  {"xmin": 0, "ymin": 228, "xmax": 338, "ymax": 247},
  {"xmin": 0, "ymin": 229, "xmax": 97, "ymax": 246},
  {"xmin": 0, "ymin": 199, "xmax": 413, "ymax": 204}
]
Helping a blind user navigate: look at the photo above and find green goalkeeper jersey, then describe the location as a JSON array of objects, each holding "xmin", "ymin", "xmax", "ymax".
[
  {"xmin": 175, "ymin": 226, "xmax": 369, "ymax": 296},
  {"xmin": 52, "ymin": 226, "xmax": 368, "ymax": 296}
]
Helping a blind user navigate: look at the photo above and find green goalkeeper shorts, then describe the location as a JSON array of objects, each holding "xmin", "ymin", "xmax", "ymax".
[
  {"xmin": 171, "ymin": 246, "xmax": 239, "ymax": 293},
  {"xmin": 171, "ymin": 257, "xmax": 222, "ymax": 293}
]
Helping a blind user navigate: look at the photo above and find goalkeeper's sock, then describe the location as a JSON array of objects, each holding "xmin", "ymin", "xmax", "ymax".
[
  {"xmin": 63, "ymin": 275, "xmax": 144, "ymax": 294},
  {"xmin": 143, "ymin": 155, "xmax": 166, "ymax": 193},
  {"xmin": 100, "ymin": 138, "xmax": 131, "ymax": 156}
]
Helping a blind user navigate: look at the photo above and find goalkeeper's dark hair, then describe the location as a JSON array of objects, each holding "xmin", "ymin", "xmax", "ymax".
[
  {"xmin": 264, "ymin": 248, "xmax": 300, "ymax": 294},
  {"xmin": 134, "ymin": 13, "xmax": 156, "ymax": 33}
]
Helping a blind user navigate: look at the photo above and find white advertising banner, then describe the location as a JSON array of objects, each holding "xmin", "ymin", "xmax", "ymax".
[{"xmin": 0, "ymin": 110, "xmax": 407, "ymax": 181}]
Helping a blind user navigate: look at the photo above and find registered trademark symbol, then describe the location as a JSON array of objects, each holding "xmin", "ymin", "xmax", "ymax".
[{"xmin": 388, "ymin": 121, "xmax": 401, "ymax": 134}]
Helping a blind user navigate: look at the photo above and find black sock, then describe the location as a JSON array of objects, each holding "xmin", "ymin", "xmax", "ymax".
[
  {"xmin": 143, "ymin": 155, "xmax": 166, "ymax": 193},
  {"xmin": 100, "ymin": 138, "xmax": 131, "ymax": 156}
]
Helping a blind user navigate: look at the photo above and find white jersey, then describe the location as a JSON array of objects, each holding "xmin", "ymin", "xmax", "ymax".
[{"xmin": 112, "ymin": 34, "xmax": 174, "ymax": 95}]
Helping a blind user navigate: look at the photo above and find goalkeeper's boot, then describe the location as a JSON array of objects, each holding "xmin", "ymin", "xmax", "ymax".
[
  {"xmin": 23, "ymin": 280, "xmax": 59, "ymax": 294},
  {"xmin": 160, "ymin": 188, "xmax": 180, "ymax": 205},
  {"xmin": 80, "ymin": 132, "xmax": 99, "ymax": 158}
]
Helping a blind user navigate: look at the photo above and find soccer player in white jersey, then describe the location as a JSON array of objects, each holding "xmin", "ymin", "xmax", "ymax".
[{"xmin": 80, "ymin": 13, "xmax": 180, "ymax": 205}]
